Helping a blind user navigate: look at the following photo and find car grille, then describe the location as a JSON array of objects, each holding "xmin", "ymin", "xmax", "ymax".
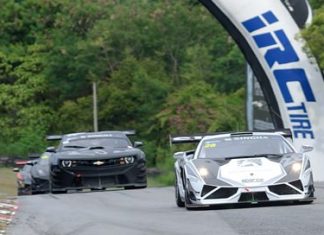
[
  {"xmin": 289, "ymin": 180, "xmax": 303, "ymax": 191},
  {"xmin": 60, "ymin": 156, "xmax": 136, "ymax": 168},
  {"xmin": 268, "ymin": 183, "xmax": 302, "ymax": 195},
  {"xmin": 239, "ymin": 192, "xmax": 269, "ymax": 202},
  {"xmin": 205, "ymin": 187, "xmax": 238, "ymax": 199},
  {"xmin": 201, "ymin": 185, "xmax": 217, "ymax": 197}
]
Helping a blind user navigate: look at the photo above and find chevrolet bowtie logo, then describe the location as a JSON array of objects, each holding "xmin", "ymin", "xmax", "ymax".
[{"xmin": 93, "ymin": 160, "xmax": 104, "ymax": 166}]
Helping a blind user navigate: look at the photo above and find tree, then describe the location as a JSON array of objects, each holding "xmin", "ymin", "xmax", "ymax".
[{"xmin": 303, "ymin": 7, "xmax": 324, "ymax": 69}]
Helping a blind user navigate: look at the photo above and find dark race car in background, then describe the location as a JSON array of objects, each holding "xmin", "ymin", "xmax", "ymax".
[
  {"xmin": 47, "ymin": 131, "xmax": 147, "ymax": 193},
  {"xmin": 171, "ymin": 129, "xmax": 315, "ymax": 209},
  {"xmin": 13, "ymin": 153, "xmax": 50, "ymax": 195}
]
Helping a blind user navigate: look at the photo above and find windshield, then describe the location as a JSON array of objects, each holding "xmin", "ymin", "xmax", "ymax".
[
  {"xmin": 60, "ymin": 137, "xmax": 131, "ymax": 150},
  {"xmin": 198, "ymin": 135, "xmax": 294, "ymax": 159}
]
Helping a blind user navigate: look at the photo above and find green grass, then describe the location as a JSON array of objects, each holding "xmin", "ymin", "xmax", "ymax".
[
  {"xmin": 147, "ymin": 172, "xmax": 175, "ymax": 187},
  {"xmin": 147, "ymin": 176, "xmax": 167, "ymax": 187},
  {"xmin": 0, "ymin": 167, "xmax": 17, "ymax": 200}
]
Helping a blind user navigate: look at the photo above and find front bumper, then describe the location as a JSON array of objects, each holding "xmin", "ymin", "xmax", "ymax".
[
  {"xmin": 50, "ymin": 159, "xmax": 146, "ymax": 190},
  {"xmin": 187, "ymin": 180, "xmax": 314, "ymax": 206}
]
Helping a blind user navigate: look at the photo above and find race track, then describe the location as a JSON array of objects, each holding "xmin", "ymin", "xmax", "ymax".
[{"xmin": 8, "ymin": 183, "xmax": 324, "ymax": 235}]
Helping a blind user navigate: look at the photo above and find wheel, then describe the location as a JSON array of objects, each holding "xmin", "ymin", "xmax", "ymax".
[
  {"xmin": 124, "ymin": 185, "xmax": 147, "ymax": 190},
  {"xmin": 184, "ymin": 187, "xmax": 192, "ymax": 209},
  {"xmin": 17, "ymin": 188, "xmax": 29, "ymax": 196},
  {"xmin": 184, "ymin": 179, "xmax": 195, "ymax": 210},
  {"xmin": 20, "ymin": 185, "xmax": 32, "ymax": 196},
  {"xmin": 91, "ymin": 188, "xmax": 105, "ymax": 191},
  {"xmin": 51, "ymin": 190, "xmax": 67, "ymax": 194},
  {"xmin": 49, "ymin": 175, "xmax": 66, "ymax": 194},
  {"xmin": 299, "ymin": 184, "xmax": 315, "ymax": 204},
  {"xmin": 175, "ymin": 179, "xmax": 184, "ymax": 207}
]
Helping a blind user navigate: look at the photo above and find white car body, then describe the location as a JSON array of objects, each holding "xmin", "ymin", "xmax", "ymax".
[{"xmin": 173, "ymin": 131, "xmax": 315, "ymax": 209}]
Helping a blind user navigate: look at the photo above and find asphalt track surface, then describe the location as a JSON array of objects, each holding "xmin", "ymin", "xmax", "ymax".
[{"xmin": 8, "ymin": 182, "xmax": 324, "ymax": 235}]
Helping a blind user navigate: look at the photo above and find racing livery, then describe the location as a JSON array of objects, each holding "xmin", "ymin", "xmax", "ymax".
[
  {"xmin": 172, "ymin": 130, "xmax": 315, "ymax": 209},
  {"xmin": 47, "ymin": 131, "xmax": 146, "ymax": 193}
]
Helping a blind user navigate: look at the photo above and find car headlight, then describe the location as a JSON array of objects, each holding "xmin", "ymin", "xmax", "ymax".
[
  {"xmin": 61, "ymin": 160, "xmax": 72, "ymax": 167},
  {"xmin": 292, "ymin": 162, "xmax": 302, "ymax": 172},
  {"xmin": 198, "ymin": 167, "xmax": 208, "ymax": 177},
  {"xmin": 124, "ymin": 156, "xmax": 135, "ymax": 164}
]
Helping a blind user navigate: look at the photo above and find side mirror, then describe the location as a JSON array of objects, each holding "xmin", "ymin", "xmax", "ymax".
[
  {"xmin": 134, "ymin": 141, "xmax": 143, "ymax": 148},
  {"xmin": 301, "ymin": 145, "xmax": 313, "ymax": 153},
  {"xmin": 46, "ymin": 146, "xmax": 56, "ymax": 153},
  {"xmin": 12, "ymin": 168, "xmax": 20, "ymax": 172},
  {"xmin": 173, "ymin": 152, "xmax": 185, "ymax": 160}
]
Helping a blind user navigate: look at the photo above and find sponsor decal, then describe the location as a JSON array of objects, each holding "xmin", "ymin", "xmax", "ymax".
[
  {"xmin": 232, "ymin": 136, "xmax": 268, "ymax": 140},
  {"xmin": 242, "ymin": 11, "xmax": 316, "ymax": 139},
  {"xmin": 204, "ymin": 143, "xmax": 217, "ymax": 148},
  {"xmin": 242, "ymin": 178, "xmax": 264, "ymax": 183},
  {"xmin": 237, "ymin": 159, "xmax": 263, "ymax": 167},
  {"xmin": 41, "ymin": 154, "xmax": 49, "ymax": 159}
]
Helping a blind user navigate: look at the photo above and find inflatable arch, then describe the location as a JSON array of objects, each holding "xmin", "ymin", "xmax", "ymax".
[{"xmin": 199, "ymin": 0, "xmax": 324, "ymax": 181}]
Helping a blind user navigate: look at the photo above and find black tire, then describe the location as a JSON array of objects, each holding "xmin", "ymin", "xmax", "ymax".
[
  {"xmin": 17, "ymin": 189, "xmax": 23, "ymax": 196},
  {"xmin": 17, "ymin": 188, "xmax": 30, "ymax": 196},
  {"xmin": 184, "ymin": 188, "xmax": 192, "ymax": 209},
  {"xmin": 124, "ymin": 185, "xmax": 147, "ymax": 190},
  {"xmin": 175, "ymin": 179, "xmax": 184, "ymax": 207},
  {"xmin": 49, "ymin": 177, "xmax": 66, "ymax": 194},
  {"xmin": 90, "ymin": 188, "xmax": 106, "ymax": 191},
  {"xmin": 184, "ymin": 179, "xmax": 195, "ymax": 210},
  {"xmin": 51, "ymin": 190, "xmax": 67, "ymax": 194}
]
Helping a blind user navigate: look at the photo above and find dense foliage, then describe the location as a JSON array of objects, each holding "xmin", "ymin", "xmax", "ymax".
[
  {"xmin": 0, "ymin": 1, "xmax": 322, "ymax": 184},
  {"xmin": 0, "ymin": 0, "xmax": 245, "ymax": 158}
]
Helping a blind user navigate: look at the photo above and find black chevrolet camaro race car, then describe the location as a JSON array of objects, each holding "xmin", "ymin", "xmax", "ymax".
[{"xmin": 46, "ymin": 131, "xmax": 147, "ymax": 193}]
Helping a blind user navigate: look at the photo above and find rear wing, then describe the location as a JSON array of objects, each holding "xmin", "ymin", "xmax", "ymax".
[
  {"xmin": 15, "ymin": 160, "xmax": 28, "ymax": 167},
  {"xmin": 170, "ymin": 129, "xmax": 293, "ymax": 146},
  {"xmin": 121, "ymin": 130, "xmax": 136, "ymax": 136},
  {"xmin": 28, "ymin": 153, "xmax": 40, "ymax": 160},
  {"xmin": 169, "ymin": 132, "xmax": 226, "ymax": 146},
  {"xmin": 46, "ymin": 135, "xmax": 63, "ymax": 141},
  {"xmin": 229, "ymin": 129, "xmax": 293, "ymax": 142},
  {"xmin": 250, "ymin": 129, "xmax": 292, "ymax": 139}
]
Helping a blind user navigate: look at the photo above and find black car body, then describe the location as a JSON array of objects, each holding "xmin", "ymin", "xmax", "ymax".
[
  {"xmin": 14, "ymin": 154, "xmax": 50, "ymax": 195},
  {"xmin": 47, "ymin": 131, "xmax": 146, "ymax": 192}
]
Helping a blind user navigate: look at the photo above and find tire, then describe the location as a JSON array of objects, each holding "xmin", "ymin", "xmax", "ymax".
[
  {"xmin": 49, "ymin": 175, "xmax": 66, "ymax": 194},
  {"xmin": 51, "ymin": 189, "xmax": 67, "ymax": 194},
  {"xmin": 184, "ymin": 187, "xmax": 192, "ymax": 209},
  {"xmin": 17, "ymin": 189, "xmax": 23, "ymax": 196},
  {"xmin": 175, "ymin": 179, "xmax": 184, "ymax": 207},
  {"xmin": 124, "ymin": 185, "xmax": 147, "ymax": 190},
  {"xmin": 184, "ymin": 179, "xmax": 195, "ymax": 210},
  {"xmin": 91, "ymin": 188, "xmax": 106, "ymax": 191}
]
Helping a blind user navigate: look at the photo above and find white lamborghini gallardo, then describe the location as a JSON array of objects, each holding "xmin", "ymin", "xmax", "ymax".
[{"xmin": 172, "ymin": 130, "xmax": 315, "ymax": 209}]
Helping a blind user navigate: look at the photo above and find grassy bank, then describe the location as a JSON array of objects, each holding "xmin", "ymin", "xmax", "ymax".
[{"xmin": 0, "ymin": 167, "xmax": 16, "ymax": 200}]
